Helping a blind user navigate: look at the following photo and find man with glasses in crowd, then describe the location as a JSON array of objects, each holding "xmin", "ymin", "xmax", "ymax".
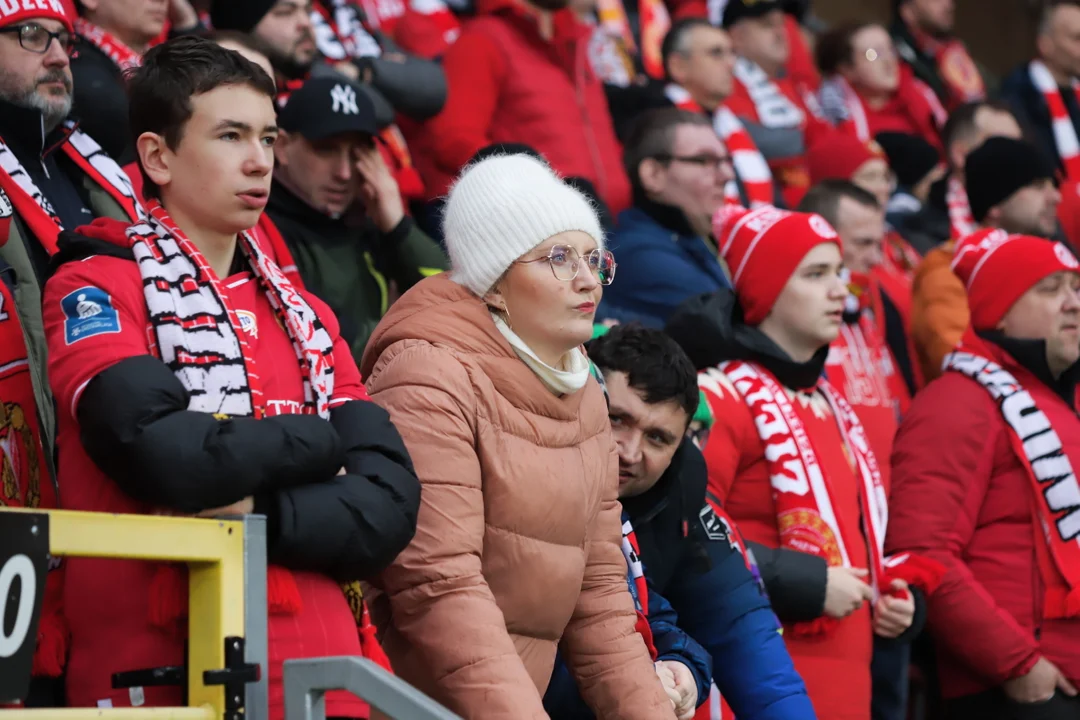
[
  {"xmin": 599, "ymin": 108, "xmax": 733, "ymax": 328},
  {"xmin": 0, "ymin": 0, "xmax": 141, "ymax": 706}
]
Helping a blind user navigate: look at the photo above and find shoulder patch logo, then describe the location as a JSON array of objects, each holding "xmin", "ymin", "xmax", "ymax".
[
  {"xmin": 61, "ymin": 286, "xmax": 120, "ymax": 345},
  {"xmin": 699, "ymin": 504, "xmax": 727, "ymax": 542}
]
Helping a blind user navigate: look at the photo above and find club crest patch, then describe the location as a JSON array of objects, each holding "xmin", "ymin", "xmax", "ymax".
[{"xmin": 61, "ymin": 286, "xmax": 120, "ymax": 345}]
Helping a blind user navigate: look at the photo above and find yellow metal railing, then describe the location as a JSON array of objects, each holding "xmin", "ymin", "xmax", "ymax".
[{"xmin": 1, "ymin": 508, "xmax": 248, "ymax": 720}]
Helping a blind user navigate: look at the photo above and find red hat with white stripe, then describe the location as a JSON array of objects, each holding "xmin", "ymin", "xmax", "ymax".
[
  {"xmin": 951, "ymin": 228, "xmax": 1080, "ymax": 330},
  {"xmin": 713, "ymin": 204, "xmax": 842, "ymax": 325},
  {"xmin": 0, "ymin": 0, "xmax": 73, "ymax": 34}
]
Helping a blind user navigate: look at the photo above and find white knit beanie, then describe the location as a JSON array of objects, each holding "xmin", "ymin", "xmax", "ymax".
[{"xmin": 442, "ymin": 154, "xmax": 606, "ymax": 296}]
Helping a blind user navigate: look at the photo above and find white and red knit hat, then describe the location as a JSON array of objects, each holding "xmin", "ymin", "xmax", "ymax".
[
  {"xmin": 951, "ymin": 228, "xmax": 1080, "ymax": 330},
  {"xmin": 0, "ymin": 0, "xmax": 73, "ymax": 34},
  {"xmin": 713, "ymin": 204, "xmax": 842, "ymax": 325}
]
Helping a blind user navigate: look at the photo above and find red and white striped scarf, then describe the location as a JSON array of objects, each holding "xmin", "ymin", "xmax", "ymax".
[
  {"xmin": 824, "ymin": 74, "xmax": 945, "ymax": 144},
  {"xmin": 595, "ymin": 0, "xmax": 669, "ymax": 80},
  {"xmin": 1030, "ymin": 59, "xmax": 1080, "ymax": 181},
  {"xmin": 665, "ymin": 84, "xmax": 775, "ymax": 208},
  {"xmin": 946, "ymin": 174, "xmax": 976, "ymax": 240},
  {"xmin": 73, "ymin": 18, "xmax": 142, "ymax": 71}
]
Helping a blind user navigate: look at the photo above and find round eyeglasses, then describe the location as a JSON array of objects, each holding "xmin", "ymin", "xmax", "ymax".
[
  {"xmin": 514, "ymin": 244, "xmax": 617, "ymax": 285},
  {"xmin": 0, "ymin": 23, "xmax": 77, "ymax": 56}
]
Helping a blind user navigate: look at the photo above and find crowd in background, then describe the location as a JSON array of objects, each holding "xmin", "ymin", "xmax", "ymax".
[{"xmin": 3, "ymin": 0, "xmax": 1080, "ymax": 719}]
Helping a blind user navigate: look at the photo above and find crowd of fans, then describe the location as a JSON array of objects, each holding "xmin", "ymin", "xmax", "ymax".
[{"xmin": 3, "ymin": 0, "xmax": 1080, "ymax": 719}]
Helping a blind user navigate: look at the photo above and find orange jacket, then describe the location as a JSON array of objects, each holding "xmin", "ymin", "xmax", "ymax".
[{"xmin": 911, "ymin": 242, "xmax": 969, "ymax": 382}]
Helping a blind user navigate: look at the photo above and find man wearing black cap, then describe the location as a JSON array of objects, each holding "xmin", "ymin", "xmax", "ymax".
[
  {"xmin": 722, "ymin": 0, "xmax": 835, "ymax": 208},
  {"xmin": 263, "ymin": 76, "xmax": 448, "ymax": 361},
  {"xmin": 912, "ymin": 137, "xmax": 1071, "ymax": 383}
]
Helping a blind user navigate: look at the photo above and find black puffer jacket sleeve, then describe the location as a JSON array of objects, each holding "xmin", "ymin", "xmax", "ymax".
[
  {"xmin": 77, "ymin": 355, "xmax": 345, "ymax": 514},
  {"xmin": 747, "ymin": 541, "xmax": 829, "ymax": 623},
  {"xmin": 254, "ymin": 399, "xmax": 420, "ymax": 581}
]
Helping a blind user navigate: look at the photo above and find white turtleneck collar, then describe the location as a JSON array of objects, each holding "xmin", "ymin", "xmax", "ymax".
[{"xmin": 492, "ymin": 314, "xmax": 591, "ymax": 396}]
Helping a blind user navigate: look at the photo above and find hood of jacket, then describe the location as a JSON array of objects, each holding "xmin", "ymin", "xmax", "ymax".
[{"xmin": 665, "ymin": 288, "xmax": 829, "ymax": 390}]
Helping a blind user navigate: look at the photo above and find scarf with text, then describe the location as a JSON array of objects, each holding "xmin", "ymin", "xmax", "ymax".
[
  {"xmin": 0, "ymin": 122, "xmax": 141, "ymax": 254},
  {"xmin": 595, "ymin": 0, "xmax": 669, "ymax": 80},
  {"xmin": 946, "ymin": 174, "xmax": 975, "ymax": 240},
  {"xmin": 944, "ymin": 347, "xmax": 1080, "ymax": 618},
  {"xmin": 732, "ymin": 57, "xmax": 805, "ymax": 131},
  {"xmin": 665, "ymin": 84, "xmax": 775, "ymax": 208},
  {"xmin": 711, "ymin": 359, "xmax": 941, "ymax": 635},
  {"xmin": 74, "ymin": 18, "xmax": 142, "ymax": 71},
  {"xmin": 902, "ymin": 25, "xmax": 985, "ymax": 109},
  {"xmin": 1029, "ymin": 59, "xmax": 1080, "ymax": 182},
  {"xmin": 621, "ymin": 516, "xmax": 657, "ymax": 659}
]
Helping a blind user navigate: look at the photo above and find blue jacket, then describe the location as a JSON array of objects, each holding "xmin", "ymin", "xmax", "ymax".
[
  {"xmin": 599, "ymin": 203, "xmax": 730, "ymax": 328},
  {"xmin": 623, "ymin": 439, "xmax": 816, "ymax": 720},
  {"xmin": 542, "ymin": 540, "xmax": 713, "ymax": 718}
]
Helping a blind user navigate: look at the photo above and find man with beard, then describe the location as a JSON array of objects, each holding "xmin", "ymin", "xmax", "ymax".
[
  {"xmin": 421, "ymin": 0, "xmax": 631, "ymax": 214},
  {"xmin": 0, "ymin": 0, "xmax": 141, "ymax": 705},
  {"xmin": 71, "ymin": 0, "xmax": 203, "ymax": 163},
  {"xmin": 891, "ymin": 0, "xmax": 988, "ymax": 111},
  {"xmin": 210, "ymin": 0, "xmax": 446, "ymax": 205}
]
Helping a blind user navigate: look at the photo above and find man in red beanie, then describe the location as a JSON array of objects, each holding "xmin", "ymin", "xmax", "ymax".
[
  {"xmin": 889, "ymin": 228, "xmax": 1080, "ymax": 719},
  {"xmin": 666, "ymin": 205, "xmax": 939, "ymax": 720}
]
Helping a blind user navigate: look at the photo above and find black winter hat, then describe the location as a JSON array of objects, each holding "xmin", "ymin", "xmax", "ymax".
[
  {"xmin": 965, "ymin": 137, "xmax": 1056, "ymax": 222},
  {"xmin": 722, "ymin": 0, "xmax": 785, "ymax": 28},
  {"xmin": 210, "ymin": 0, "xmax": 277, "ymax": 33},
  {"xmin": 875, "ymin": 132, "xmax": 941, "ymax": 189}
]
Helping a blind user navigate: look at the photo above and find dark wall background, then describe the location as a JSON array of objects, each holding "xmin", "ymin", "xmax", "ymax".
[{"xmin": 813, "ymin": 0, "xmax": 1041, "ymax": 79}]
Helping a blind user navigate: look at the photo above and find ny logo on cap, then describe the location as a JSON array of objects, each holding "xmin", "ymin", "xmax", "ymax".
[{"xmin": 330, "ymin": 84, "xmax": 359, "ymax": 115}]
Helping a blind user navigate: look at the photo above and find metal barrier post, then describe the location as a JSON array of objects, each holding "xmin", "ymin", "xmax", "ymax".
[
  {"xmin": 283, "ymin": 657, "xmax": 462, "ymax": 720},
  {"xmin": 243, "ymin": 514, "xmax": 270, "ymax": 719}
]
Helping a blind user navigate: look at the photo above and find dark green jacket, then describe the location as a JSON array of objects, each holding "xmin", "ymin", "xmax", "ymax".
[{"xmin": 266, "ymin": 181, "xmax": 448, "ymax": 363}]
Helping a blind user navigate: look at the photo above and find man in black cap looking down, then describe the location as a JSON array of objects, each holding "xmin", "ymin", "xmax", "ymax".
[{"xmin": 259, "ymin": 75, "xmax": 448, "ymax": 362}]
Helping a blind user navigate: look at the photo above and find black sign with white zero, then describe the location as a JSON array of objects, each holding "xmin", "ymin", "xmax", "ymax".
[{"xmin": 0, "ymin": 511, "xmax": 49, "ymax": 704}]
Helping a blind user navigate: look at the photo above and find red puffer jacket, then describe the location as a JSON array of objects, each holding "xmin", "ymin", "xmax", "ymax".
[
  {"xmin": 887, "ymin": 335, "xmax": 1080, "ymax": 699},
  {"xmin": 416, "ymin": 0, "xmax": 630, "ymax": 213}
]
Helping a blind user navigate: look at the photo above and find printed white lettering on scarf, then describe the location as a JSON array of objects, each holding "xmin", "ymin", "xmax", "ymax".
[{"xmin": 733, "ymin": 57, "xmax": 804, "ymax": 130}]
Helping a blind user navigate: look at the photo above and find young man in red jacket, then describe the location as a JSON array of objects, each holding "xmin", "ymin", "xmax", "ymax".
[
  {"xmin": 42, "ymin": 36, "xmax": 419, "ymax": 718},
  {"xmin": 420, "ymin": 0, "xmax": 631, "ymax": 213},
  {"xmin": 888, "ymin": 228, "xmax": 1080, "ymax": 719},
  {"xmin": 666, "ymin": 205, "xmax": 938, "ymax": 720}
]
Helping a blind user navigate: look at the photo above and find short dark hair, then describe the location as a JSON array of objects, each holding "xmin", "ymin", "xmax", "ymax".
[
  {"xmin": 941, "ymin": 100, "xmax": 1016, "ymax": 159},
  {"xmin": 623, "ymin": 108, "xmax": 712, "ymax": 195},
  {"xmin": 661, "ymin": 17, "xmax": 714, "ymax": 81},
  {"xmin": 127, "ymin": 36, "xmax": 276, "ymax": 199},
  {"xmin": 815, "ymin": 22, "xmax": 876, "ymax": 76},
  {"xmin": 798, "ymin": 180, "xmax": 880, "ymax": 229},
  {"xmin": 587, "ymin": 324, "xmax": 699, "ymax": 422}
]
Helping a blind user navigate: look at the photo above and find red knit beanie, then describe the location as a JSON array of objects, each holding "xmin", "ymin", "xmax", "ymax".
[
  {"xmin": 951, "ymin": 228, "xmax": 1080, "ymax": 330},
  {"xmin": 713, "ymin": 205, "xmax": 842, "ymax": 325},
  {"xmin": 807, "ymin": 135, "xmax": 886, "ymax": 185},
  {"xmin": 0, "ymin": 0, "xmax": 73, "ymax": 34}
]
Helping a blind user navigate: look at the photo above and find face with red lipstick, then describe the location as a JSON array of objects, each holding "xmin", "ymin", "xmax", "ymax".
[
  {"xmin": 484, "ymin": 231, "xmax": 609, "ymax": 367},
  {"xmin": 139, "ymin": 82, "xmax": 278, "ymax": 236}
]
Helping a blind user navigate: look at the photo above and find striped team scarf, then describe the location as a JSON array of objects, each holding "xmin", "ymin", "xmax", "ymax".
[{"xmin": 1029, "ymin": 59, "xmax": 1080, "ymax": 181}]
